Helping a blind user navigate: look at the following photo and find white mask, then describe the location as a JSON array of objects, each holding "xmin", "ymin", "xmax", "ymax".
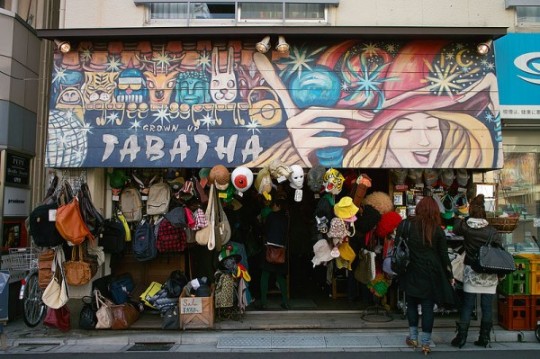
[{"xmin": 289, "ymin": 165, "xmax": 304, "ymax": 189}]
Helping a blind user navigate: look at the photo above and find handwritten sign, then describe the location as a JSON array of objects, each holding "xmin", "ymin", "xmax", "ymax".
[{"xmin": 180, "ymin": 297, "xmax": 203, "ymax": 314}]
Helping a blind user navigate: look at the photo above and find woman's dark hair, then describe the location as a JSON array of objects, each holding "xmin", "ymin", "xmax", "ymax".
[
  {"xmin": 469, "ymin": 194, "xmax": 487, "ymax": 219},
  {"xmin": 413, "ymin": 196, "xmax": 441, "ymax": 246}
]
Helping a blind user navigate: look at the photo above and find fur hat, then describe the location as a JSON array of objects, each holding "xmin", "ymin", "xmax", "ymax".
[
  {"xmin": 375, "ymin": 211, "xmax": 403, "ymax": 238},
  {"xmin": 307, "ymin": 165, "xmax": 326, "ymax": 193},
  {"xmin": 208, "ymin": 165, "xmax": 230, "ymax": 191},
  {"xmin": 334, "ymin": 196, "xmax": 359, "ymax": 219},
  {"xmin": 363, "ymin": 191, "xmax": 394, "ymax": 215}
]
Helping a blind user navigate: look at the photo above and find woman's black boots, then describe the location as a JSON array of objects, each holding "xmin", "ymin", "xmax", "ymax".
[
  {"xmin": 450, "ymin": 321, "xmax": 469, "ymax": 348},
  {"xmin": 474, "ymin": 321, "xmax": 492, "ymax": 348}
]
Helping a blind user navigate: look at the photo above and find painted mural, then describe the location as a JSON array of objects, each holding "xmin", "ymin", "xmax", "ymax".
[{"xmin": 46, "ymin": 39, "xmax": 503, "ymax": 169}]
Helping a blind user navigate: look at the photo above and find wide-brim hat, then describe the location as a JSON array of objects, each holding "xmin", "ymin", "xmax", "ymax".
[
  {"xmin": 311, "ymin": 239, "xmax": 333, "ymax": 267},
  {"xmin": 334, "ymin": 196, "xmax": 359, "ymax": 219},
  {"xmin": 218, "ymin": 243, "xmax": 242, "ymax": 263}
]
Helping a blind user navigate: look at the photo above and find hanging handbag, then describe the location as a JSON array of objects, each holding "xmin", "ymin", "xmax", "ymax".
[
  {"xmin": 43, "ymin": 304, "xmax": 71, "ymax": 332},
  {"xmin": 38, "ymin": 248, "xmax": 56, "ymax": 289},
  {"xmin": 195, "ymin": 184, "xmax": 216, "ymax": 249},
  {"xmin": 94, "ymin": 290, "xmax": 114, "ymax": 329},
  {"xmin": 56, "ymin": 196, "xmax": 93, "ymax": 245},
  {"xmin": 214, "ymin": 189, "xmax": 231, "ymax": 249},
  {"xmin": 78, "ymin": 182, "xmax": 105, "ymax": 237},
  {"xmin": 110, "ymin": 302, "xmax": 140, "ymax": 330},
  {"xmin": 42, "ymin": 249, "xmax": 69, "ymax": 309},
  {"xmin": 265, "ymin": 243, "xmax": 286, "ymax": 264},
  {"xmin": 472, "ymin": 231, "xmax": 516, "ymax": 275},
  {"xmin": 79, "ymin": 295, "xmax": 97, "ymax": 330},
  {"xmin": 63, "ymin": 245, "xmax": 92, "ymax": 286}
]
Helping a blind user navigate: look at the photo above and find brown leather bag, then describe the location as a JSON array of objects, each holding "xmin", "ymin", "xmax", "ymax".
[
  {"xmin": 38, "ymin": 249, "xmax": 56, "ymax": 289},
  {"xmin": 63, "ymin": 245, "xmax": 92, "ymax": 286},
  {"xmin": 265, "ymin": 244, "xmax": 286, "ymax": 264},
  {"xmin": 55, "ymin": 197, "xmax": 92, "ymax": 245},
  {"xmin": 110, "ymin": 302, "xmax": 140, "ymax": 330}
]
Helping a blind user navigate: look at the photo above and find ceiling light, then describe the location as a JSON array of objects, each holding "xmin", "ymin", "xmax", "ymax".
[
  {"xmin": 477, "ymin": 39, "xmax": 493, "ymax": 55},
  {"xmin": 275, "ymin": 36, "xmax": 290, "ymax": 54},
  {"xmin": 255, "ymin": 36, "xmax": 271, "ymax": 54},
  {"xmin": 54, "ymin": 39, "xmax": 71, "ymax": 53}
]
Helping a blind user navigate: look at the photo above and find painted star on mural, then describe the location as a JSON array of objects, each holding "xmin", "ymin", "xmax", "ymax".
[
  {"xmin": 278, "ymin": 45, "xmax": 326, "ymax": 81},
  {"xmin": 243, "ymin": 118, "xmax": 262, "ymax": 135},
  {"xmin": 152, "ymin": 107, "xmax": 171, "ymax": 125}
]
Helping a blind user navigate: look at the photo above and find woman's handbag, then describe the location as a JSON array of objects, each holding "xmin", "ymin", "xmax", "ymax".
[
  {"xmin": 42, "ymin": 249, "xmax": 69, "ymax": 309},
  {"xmin": 43, "ymin": 305, "xmax": 71, "ymax": 332},
  {"xmin": 79, "ymin": 296, "xmax": 97, "ymax": 330},
  {"xmin": 38, "ymin": 248, "xmax": 56, "ymax": 289},
  {"xmin": 63, "ymin": 245, "xmax": 92, "ymax": 286},
  {"xmin": 265, "ymin": 244, "xmax": 286, "ymax": 264},
  {"xmin": 472, "ymin": 232, "xmax": 516, "ymax": 275},
  {"xmin": 56, "ymin": 196, "xmax": 93, "ymax": 245},
  {"xmin": 94, "ymin": 290, "xmax": 114, "ymax": 329},
  {"xmin": 195, "ymin": 184, "xmax": 216, "ymax": 249},
  {"xmin": 110, "ymin": 302, "xmax": 140, "ymax": 330}
]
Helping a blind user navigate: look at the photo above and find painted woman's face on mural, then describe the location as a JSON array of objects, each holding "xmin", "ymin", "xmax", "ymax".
[{"xmin": 388, "ymin": 112, "xmax": 442, "ymax": 168}]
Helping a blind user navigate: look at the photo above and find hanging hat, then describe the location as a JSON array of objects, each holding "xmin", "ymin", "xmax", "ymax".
[
  {"xmin": 311, "ymin": 239, "xmax": 333, "ymax": 267},
  {"xmin": 368, "ymin": 274, "xmax": 391, "ymax": 298},
  {"xmin": 108, "ymin": 169, "xmax": 128, "ymax": 189},
  {"xmin": 323, "ymin": 168, "xmax": 345, "ymax": 195},
  {"xmin": 375, "ymin": 211, "xmax": 403, "ymax": 238},
  {"xmin": 328, "ymin": 217, "xmax": 349, "ymax": 239},
  {"xmin": 334, "ymin": 196, "xmax": 359, "ymax": 219},
  {"xmin": 218, "ymin": 242, "xmax": 242, "ymax": 263},
  {"xmin": 338, "ymin": 241, "xmax": 356, "ymax": 264},
  {"xmin": 440, "ymin": 169, "xmax": 455, "ymax": 187},
  {"xmin": 363, "ymin": 191, "xmax": 394, "ymax": 215},
  {"xmin": 199, "ymin": 168, "xmax": 211, "ymax": 187},
  {"xmin": 164, "ymin": 207, "xmax": 187, "ymax": 228},
  {"xmin": 307, "ymin": 165, "xmax": 326, "ymax": 193},
  {"xmin": 423, "ymin": 169, "xmax": 440, "ymax": 187},
  {"xmin": 390, "ymin": 169, "xmax": 408, "ymax": 186},
  {"xmin": 231, "ymin": 166, "xmax": 254, "ymax": 193},
  {"xmin": 456, "ymin": 169, "xmax": 470, "ymax": 187},
  {"xmin": 208, "ymin": 165, "xmax": 230, "ymax": 191},
  {"xmin": 408, "ymin": 169, "xmax": 424, "ymax": 186},
  {"xmin": 355, "ymin": 204, "xmax": 382, "ymax": 233}
]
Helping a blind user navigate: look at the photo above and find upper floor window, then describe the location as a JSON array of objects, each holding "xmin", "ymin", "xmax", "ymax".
[
  {"xmin": 137, "ymin": 1, "xmax": 336, "ymax": 24},
  {"xmin": 517, "ymin": 6, "xmax": 540, "ymax": 25}
]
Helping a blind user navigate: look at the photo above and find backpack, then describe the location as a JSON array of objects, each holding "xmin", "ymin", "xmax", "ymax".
[
  {"xmin": 109, "ymin": 273, "xmax": 135, "ymax": 304},
  {"xmin": 133, "ymin": 219, "xmax": 157, "ymax": 261},
  {"xmin": 391, "ymin": 220, "xmax": 411, "ymax": 275},
  {"xmin": 156, "ymin": 218, "xmax": 187, "ymax": 253},
  {"xmin": 146, "ymin": 181, "xmax": 171, "ymax": 215},
  {"xmin": 28, "ymin": 203, "xmax": 65, "ymax": 247},
  {"xmin": 99, "ymin": 215, "xmax": 126, "ymax": 254},
  {"xmin": 120, "ymin": 187, "xmax": 143, "ymax": 222}
]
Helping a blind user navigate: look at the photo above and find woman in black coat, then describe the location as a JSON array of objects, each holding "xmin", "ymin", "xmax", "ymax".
[{"xmin": 401, "ymin": 196, "xmax": 454, "ymax": 354}]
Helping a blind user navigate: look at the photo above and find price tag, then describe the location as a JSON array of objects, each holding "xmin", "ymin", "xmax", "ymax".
[
  {"xmin": 294, "ymin": 189, "xmax": 303, "ymax": 202},
  {"xmin": 49, "ymin": 209, "xmax": 57, "ymax": 222}
]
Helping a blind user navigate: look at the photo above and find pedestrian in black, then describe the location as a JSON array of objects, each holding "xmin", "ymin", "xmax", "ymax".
[{"xmin": 401, "ymin": 196, "xmax": 455, "ymax": 355}]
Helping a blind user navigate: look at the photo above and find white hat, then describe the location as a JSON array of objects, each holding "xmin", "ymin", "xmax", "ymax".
[{"xmin": 311, "ymin": 239, "xmax": 333, "ymax": 267}]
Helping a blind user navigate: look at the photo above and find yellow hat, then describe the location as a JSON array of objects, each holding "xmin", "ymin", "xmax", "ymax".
[{"xmin": 334, "ymin": 196, "xmax": 359, "ymax": 219}]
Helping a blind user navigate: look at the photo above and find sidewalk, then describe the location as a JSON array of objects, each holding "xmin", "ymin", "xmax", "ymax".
[{"xmin": 1, "ymin": 311, "xmax": 538, "ymax": 353}]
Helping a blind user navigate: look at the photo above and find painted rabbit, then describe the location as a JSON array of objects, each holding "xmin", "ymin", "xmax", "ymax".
[{"xmin": 210, "ymin": 47, "xmax": 237, "ymax": 104}]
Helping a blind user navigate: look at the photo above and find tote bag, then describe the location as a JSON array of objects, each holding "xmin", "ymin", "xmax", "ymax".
[{"xmin": 195, "ymin": 184, "xmax": 216, "ymax": 249}]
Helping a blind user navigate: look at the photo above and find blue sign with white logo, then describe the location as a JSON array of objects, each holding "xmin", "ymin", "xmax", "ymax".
[{"xmin": 495, "ymin": 33, "xmax": 540, "ymax": 118}]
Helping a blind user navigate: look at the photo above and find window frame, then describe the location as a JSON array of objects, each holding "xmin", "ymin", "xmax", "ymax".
[{"xmin": 140, "ymin": 1, "xmax": 334, "ymax": 25}]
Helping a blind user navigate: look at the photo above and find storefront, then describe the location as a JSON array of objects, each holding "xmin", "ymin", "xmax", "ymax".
[
  {"xmin": 495, "ymin": 33, "xmax": 540, "ymax": 254},
  {"xmin": 37, "ymin": 34, "xmax": 507, "ymax": 326}
]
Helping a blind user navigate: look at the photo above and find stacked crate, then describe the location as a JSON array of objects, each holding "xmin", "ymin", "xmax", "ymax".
[{"xmin": 497, "ymin": 254, "xmax": 540, "ymax": 330}]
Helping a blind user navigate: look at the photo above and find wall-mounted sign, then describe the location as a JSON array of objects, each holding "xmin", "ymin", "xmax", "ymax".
[
  {"xmin": 495, "ymin": 33, "xmax": 540, "ymax": 119},
  {"xmin": 46, "ymin": 39, "xmax": 502, "ymax": 169},
  {"xmin": 3, "ymin": 186, "xmax": 31, "ymax": 217},
  {"xmin": 5, "ymin": 152, "xmax": 30, "ymax": 186}
]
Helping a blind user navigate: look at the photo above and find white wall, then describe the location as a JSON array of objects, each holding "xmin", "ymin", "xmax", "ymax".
[{"xmin": 59, "ymin": 0, "xmax": 515, "ymax": 29}]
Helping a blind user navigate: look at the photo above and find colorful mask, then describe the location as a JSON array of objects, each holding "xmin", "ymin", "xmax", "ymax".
[{"xmin": 323, "ymin": 168, "xmax": 344, "ymax": 195}]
